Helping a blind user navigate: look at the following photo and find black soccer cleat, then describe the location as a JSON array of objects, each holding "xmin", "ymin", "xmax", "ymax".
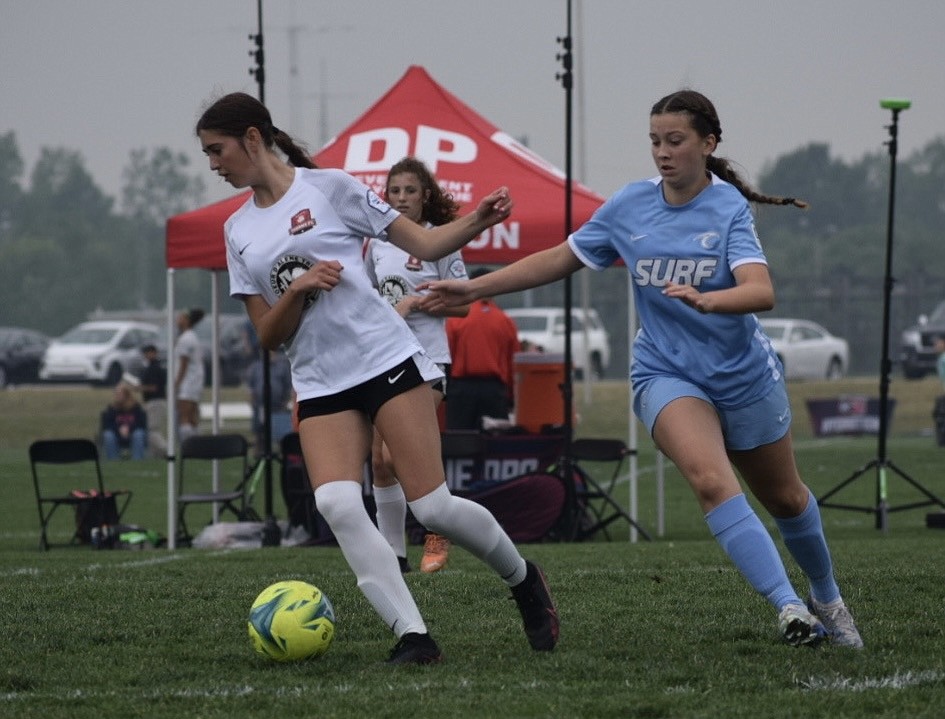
[
  {"xmin": 510, "ymin": 560, "xmax": 559, "ymax": 651},
  {"xmin": 385, "ymin": 632, "xmax": 444, "ymax": 665}
]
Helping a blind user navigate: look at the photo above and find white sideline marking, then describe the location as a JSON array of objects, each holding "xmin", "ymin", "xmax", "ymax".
[
  {"xmin": 1, "ymin": 680, "xmax": 502, "ymax": 703},
  {"xmin": 800, "ymin": 670, "xmax": 943, "ymax": 692},
  {"xmin": 0, "ymin": 552, "xmax": 192, "ymax": 579}
]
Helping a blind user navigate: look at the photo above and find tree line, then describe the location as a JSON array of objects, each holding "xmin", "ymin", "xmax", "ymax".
[{"xmin": 1, "ymin": 131, "xmax": 943, "ymax": 375}]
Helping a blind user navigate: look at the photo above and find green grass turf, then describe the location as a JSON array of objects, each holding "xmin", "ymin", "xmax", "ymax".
[{"xmin": 2, "ymin": 382, "xmax": 944, "ymax": 717}]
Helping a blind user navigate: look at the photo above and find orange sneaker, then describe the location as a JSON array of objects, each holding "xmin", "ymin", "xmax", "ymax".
[{"xmin": 420, "ymin": 533, "xmax": 450, "ymax": 573}]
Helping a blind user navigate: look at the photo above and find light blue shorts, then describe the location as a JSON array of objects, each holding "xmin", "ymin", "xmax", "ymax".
[{"xmin": 633, "ymin": 376, "xmax": 791, "ymax": 451}]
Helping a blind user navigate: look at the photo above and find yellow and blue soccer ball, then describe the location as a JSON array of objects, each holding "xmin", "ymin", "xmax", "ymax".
[{"xmin": 247, "ymin": 580, "xmax": 335, "ymax": 661}]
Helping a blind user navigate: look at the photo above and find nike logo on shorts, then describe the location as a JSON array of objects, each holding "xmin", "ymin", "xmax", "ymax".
[
  {"xmin": 630, "ymin": 234, "xmax": 647, "ymax": 242},
  {"xmin": 387, "ymin": 369, "xmax": 406, "ymax": 384},
  {"xmin": 238, "ymin": 243, "xmax": 252, "ymax": 255}
]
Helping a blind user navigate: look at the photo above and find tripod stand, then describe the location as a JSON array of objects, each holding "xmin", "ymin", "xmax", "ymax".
[{"xmin": 818, "ymin": 99, "xmax": 945, "ymax": 530}]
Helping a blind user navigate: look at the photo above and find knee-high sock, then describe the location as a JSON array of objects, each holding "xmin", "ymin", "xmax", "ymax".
[
  {"xmin": 409, "ymin": 484, "xmax": 527, "ymax": 586},
  {"xmin": 372, "ymin": 483, "xmax": 407, "ymax": 558},
  {"xmin": 314, "ymin": 481, "xmax": 426, "ymax": 637},
  {"xmin": 178, "ymin": 423, "xmax": 197, "ymax": 443},
  {"xmin": 705, "ymin": 494, "xmax": 801, "ymax": 610},
  {"xmin": 774, "ymin": 489, "xmax": 840, "ymax": 604}
]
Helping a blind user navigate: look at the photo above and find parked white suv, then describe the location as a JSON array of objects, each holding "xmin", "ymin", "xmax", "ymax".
[
  {"xmin": 39, "ymin": 320, "xmax": 162, "ymax": 386},
  {"xmin": 505, "ymin": 307, "xmax": 611, "ymax": 378}
]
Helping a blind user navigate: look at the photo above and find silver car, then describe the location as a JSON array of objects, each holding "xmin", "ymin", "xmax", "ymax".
[
  {"xmin": 505, "ymin": 307, "xmax": 611, "ymax": 378},
  {"xmin": 760, "ymin": 318, "xmax": 849, "ymax": 381},
  {"xmin": 39, "ymin": 320, "xmax": 162, "ymax": 386}
]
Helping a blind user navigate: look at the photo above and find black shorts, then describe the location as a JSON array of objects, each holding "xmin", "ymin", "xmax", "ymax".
[{"xmin": 297, "ymin": 357, "xmax": 428, "ymax": 422}]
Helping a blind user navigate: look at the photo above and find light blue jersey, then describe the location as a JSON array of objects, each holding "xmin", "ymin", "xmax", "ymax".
[{"xmin": 568, "ymin": 173, "xmax": 782, "ymax": 409}]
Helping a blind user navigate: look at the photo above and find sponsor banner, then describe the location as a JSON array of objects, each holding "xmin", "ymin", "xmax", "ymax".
[
  {"xmin": 443, "ymin": 433, "xmax": 563, "ymax": 491},
  {"xmin": 805, "ymin": 396, "xmax": 896, "ymax": 437}
]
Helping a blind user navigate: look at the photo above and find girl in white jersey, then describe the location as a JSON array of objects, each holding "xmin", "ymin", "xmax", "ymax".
[
  {"xmin": 423, "ymin": 90, "xmax": 863, "ymax": 649},
  {"xmin": 174, "ymin": 308, "xmax": 205, "ymax": 443},
  {"xmin": 195, "ymin": 92, "xmax": 558, "ymax": 664},
  {"xmin": 364, "ymin": 157, "xmax": 470, "ymax": 575}
]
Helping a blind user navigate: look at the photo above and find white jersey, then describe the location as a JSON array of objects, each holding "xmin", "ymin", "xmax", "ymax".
[
  {"xmin": 364, "ymin": 231, "xmax": 468, "ymax": 364},
  {"xmin": 174, "ymin": 328, "xmax": 204, "ymax": 401},
  {"xmin": 225, "ymin": 167, "xmax": 430, "ymax": 401}
]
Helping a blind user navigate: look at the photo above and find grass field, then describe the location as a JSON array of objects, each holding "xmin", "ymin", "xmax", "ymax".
[{"xmin": 2, "ymin": 379, "xmax": 945, "ymax": 717}]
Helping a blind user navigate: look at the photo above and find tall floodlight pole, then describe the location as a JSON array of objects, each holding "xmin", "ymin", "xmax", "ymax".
[
  {"xmin": 249, "ymin": 0, "xmax": 281, "ymax": 547},
  {"xmin": 819, "ymin": 99, "xmax": 945, "ymax": 529},
  {"xmin": 555, "ymin": 1, "xmax": 576, "ymax": 538}
]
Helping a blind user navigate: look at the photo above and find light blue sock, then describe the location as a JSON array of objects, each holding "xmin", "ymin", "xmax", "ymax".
[
  {"xmin": 706, "ymin": 494, "xmax": 801, "ymax": 610},
  {"xmin": 774, "ymin": 490, "xmax": 840, "ymax": 604}
]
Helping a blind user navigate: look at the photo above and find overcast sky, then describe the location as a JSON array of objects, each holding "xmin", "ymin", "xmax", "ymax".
[{"xmin": 3, "ymin": 0, "xmax": 944, "ymax": 209}]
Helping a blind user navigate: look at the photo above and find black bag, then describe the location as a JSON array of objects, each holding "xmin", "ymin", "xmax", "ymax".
[{"xmin": 73, "ymin": 491, "xmax": 120, "ymax": 547}]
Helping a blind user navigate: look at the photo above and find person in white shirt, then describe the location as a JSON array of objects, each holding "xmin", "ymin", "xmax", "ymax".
[
  {"xmin": 195, "ymin": 92, "xmax": 558, "ymax": 664},
  {"xmin": 174, "ymin": 308, "xmax": 205, "ymax": 443},
  {"xmin": 364, "ymin": 157, "xmax": 470, "ymax": 575}
]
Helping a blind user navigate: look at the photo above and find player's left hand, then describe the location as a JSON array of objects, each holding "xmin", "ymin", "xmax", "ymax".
[
  {"xmin": 474, "ymin": 187, "xmax": 513, "ymax": 226},
  {"xmin": 663, "ymin": 281, "xmax": 710, "ymax": 313}
]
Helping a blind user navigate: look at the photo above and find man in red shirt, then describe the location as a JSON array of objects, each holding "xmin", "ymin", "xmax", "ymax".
[{"xmin": 445, "ymin": 269, "xmax": 520, "ymax": 431}]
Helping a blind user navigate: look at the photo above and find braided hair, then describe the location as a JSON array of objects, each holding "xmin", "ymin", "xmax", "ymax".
[
  {"xmin": 195, "ymin": 92, "xmax": 316, "ymax": 170},
  {"xmin": 385, "ymin": 156, "xmax": 461, "ymax": 227},
  {"xmin": 650, "ymin": 90, "xmax": 807, "ymax": 209}
]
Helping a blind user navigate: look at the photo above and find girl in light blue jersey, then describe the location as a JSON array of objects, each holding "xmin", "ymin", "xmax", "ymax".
[{"xmin": 423, "ymin": 89, "xmax": 862, "ymax": 649}]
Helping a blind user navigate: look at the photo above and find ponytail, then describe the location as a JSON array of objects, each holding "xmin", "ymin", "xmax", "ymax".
[{"xmin": 706, "ymin": 156, "xmax": 808, "ymax": 209}]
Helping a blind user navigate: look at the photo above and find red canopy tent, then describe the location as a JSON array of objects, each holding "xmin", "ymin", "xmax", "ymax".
[{"xmin": 166, "ymin": 65, "xmax": 605, "ymax": 268}]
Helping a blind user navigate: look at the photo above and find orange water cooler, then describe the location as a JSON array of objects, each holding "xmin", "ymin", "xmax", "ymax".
[{"xmin": 513, "ymin": 352, "xmax": 568, "ymax": 433}]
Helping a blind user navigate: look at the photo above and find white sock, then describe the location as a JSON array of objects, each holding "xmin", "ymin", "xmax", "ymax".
[
  {"xmin": 409, "ymin": 484, "xmax": 526, "ymax": 586},
  {"xmin": 177, "ymin": 424, "xmax": 197, "ymax": 443},
  {"xmin": 372, "ymin": 483, "xmax": 407, "ymax": 558},
  {"xmin": 314, "ymin": 481, "xmax": 426, "ymax": 637}
]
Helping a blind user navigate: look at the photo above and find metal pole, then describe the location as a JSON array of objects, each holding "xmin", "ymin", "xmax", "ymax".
[{"xmin": 249, "ymin": 0, "xmax": 280, "ymax": 546}]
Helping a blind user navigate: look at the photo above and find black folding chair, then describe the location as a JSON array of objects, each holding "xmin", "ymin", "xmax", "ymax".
[
  {"xmin": 30, "ymin": 438, "xmax": 132, "ymax": 551},
  {"xmin": 279, "ymin": 432, "xmax": 319, "ymax": 537},
  {"xmin": 177, "ymin": 433, "xmax": 259, "ymax": 543},
  {"xmin": 570, "ymin": 438, "xmax": 651, "ymax": 541}
]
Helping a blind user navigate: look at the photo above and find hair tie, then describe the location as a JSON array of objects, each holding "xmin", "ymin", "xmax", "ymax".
[
  {"xmin": 783, "ymin": 197, "xmax": 795, "ymax": 205},
  {"xmin": 271, "ymin": 125, "xmax": 282, "ymax": 137}
]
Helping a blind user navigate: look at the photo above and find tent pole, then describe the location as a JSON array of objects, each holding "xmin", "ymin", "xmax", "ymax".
[
  {"xmin": 209, "ymin": 274, "xmax": 221, "ymax": 524},
  {"xmin": 166, "ymin": 269, "xmax": 178, "ymax": 549}
]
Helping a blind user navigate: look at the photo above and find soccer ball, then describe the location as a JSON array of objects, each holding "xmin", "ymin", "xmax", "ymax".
[{"xmin": 247, "ymin": 580, "xmax": 335, "ymax": 661}]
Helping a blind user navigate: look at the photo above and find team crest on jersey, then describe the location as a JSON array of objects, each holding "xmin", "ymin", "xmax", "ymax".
[
  {"xmin": 379, "ymin": 275, "xmax": 408, "ymax": 307},
  {"xmin": 289, "ymin": 209, "xmax": 316, "ymax": 235},
  {"xmin": 270, "ymin": 254, "xmax": 320, "ymax": 307},
  {"xmin": 448, "ymin": 258, "xmax": 466, "ymax": 278},
  {"xmin": 404, "ymin": 256, "xmax": 422, "ymax": 271},
  {"xmin": 366, "ymin": 189, "xmax": 392, "ymax": 214},
  {"xmin": 693, "ymin": 231, "xmax": 720, "ymax": 250}
]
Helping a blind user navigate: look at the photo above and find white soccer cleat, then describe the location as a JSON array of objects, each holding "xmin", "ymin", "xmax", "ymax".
[
  {"xmin": 778, "ymin": 603, "xmax": 827, "ymax": 647},
  {"xmin": 808, "ymin": 596, "xmax": 864, "ymax": 649}
]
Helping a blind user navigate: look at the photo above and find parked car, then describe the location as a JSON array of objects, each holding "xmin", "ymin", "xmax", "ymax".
[
  {"xmin": 759, "ymin": 318, "xmax": 849, "ymax": 380},
  {"xmin": 39, "ymin": 320, "xmax": 162, "ymax": 386},
  {"xmin": 194, "ymin": 313, "xmax": 255, "ymax": 387},
  {"xmin": 0, "ymin": 326, "xmax": 50, "ymax": 388},
  {"xmin": 899, "ymin": 300, "xmax": 945, "ymax": 379},
  {"xmin": 504, "ymin": 306, "xmax": 611, "ymax": 378}
]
